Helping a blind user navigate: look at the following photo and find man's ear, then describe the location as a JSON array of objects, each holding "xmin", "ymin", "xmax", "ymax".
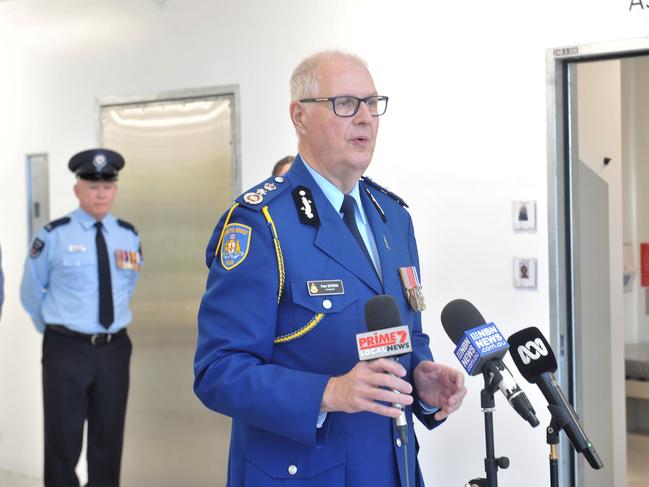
[{"xmin": 290, "ymin": 100, "xmax": 308, "ymax": 136}]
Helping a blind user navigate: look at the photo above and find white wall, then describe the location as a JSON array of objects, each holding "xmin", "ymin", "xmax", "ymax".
[{"xmin": 1, "ymin": 1, "xmax": 647, "ymax": 485}]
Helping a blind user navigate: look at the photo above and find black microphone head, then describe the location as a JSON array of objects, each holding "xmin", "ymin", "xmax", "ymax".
[
  {"xmin": 365, "ymin": 295, "xmax": 402, "ymax": 332},
  {"xmin": 440, "ymin": 299, "xmax": 486, "ymax": 345},
  {"xmin": 508, "ymin": 327, "xmax": 558, "ymax": 383}
]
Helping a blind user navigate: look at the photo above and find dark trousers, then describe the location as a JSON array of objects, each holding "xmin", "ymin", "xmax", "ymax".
[{"xmin": 42, "ymin": 327, "xmax": 132, "ymax": 487}]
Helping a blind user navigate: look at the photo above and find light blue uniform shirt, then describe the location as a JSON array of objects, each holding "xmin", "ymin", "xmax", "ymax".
[{"xmin": 20, "ymin": 208, "xmax": 142, "ymax": 334}]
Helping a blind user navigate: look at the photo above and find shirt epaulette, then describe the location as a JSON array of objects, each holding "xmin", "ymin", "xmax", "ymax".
[
  {"xmin": 361, "ymin": 176, "xmax": 409, "ymax": 208},
  {"xmin": 235, "ymin": 176, "xmax": 290, "ymax": 211},
  {"xmin": 44, "ymin": 217, "xmax": 71, "ymax": 232},
  {"xmin": 117, "ymin": 219, "xmax": 139, "ymax": 235}
]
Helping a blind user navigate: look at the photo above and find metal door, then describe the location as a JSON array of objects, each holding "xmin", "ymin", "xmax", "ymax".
[{"xmin": 100, "ymin": 89, "xmax": 239, "ymax": 486}]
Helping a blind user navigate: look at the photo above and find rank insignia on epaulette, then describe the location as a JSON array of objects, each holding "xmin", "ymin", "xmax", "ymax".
[
  {"xmin": 30, "ymin": 238, "xmax": 45, "ymax": 259},
  {"xmin": 220, "ymin": 223, "xmax": 252, "ymax": 270},
  {"xmin": 243, "ymin": 192, "xmax": 263, "ymax": 205}
]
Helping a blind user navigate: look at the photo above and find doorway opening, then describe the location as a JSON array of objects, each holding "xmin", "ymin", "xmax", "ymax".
[{"xmin": 548, "ymin": 39, "xmax": 649, "ymax": 487}]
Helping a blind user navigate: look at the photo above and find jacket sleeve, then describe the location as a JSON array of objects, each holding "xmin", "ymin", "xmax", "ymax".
[
  {"xmin": 193, "ymin": 206, "xmax": 330, "ymax": 447},
  {"xmin": 20, "ymin": 230, "xmax": 50, "ymax": 333}
]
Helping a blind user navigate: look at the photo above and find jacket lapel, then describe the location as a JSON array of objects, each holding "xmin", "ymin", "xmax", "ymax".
[{"xmin": 288, "ymin": 157, "xmax": 382, "ymax": 294}]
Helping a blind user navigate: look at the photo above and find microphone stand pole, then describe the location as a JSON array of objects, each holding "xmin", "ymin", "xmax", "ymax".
[
  {"xmin": 476, "ymin": 370, "xmax": 510, "ymax": 487},
  {"xmin": 546, "ymin": 405, "xmax": 571, "ymax": 487}
]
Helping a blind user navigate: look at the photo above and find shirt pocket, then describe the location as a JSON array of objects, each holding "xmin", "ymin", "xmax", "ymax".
[
  {"xmin": 274, "ymin": 280, "xmax": 358, "ymax": 345},
  {"xmin": 61, "ymin": 253, "xmax": 96, "ymax": 291}
]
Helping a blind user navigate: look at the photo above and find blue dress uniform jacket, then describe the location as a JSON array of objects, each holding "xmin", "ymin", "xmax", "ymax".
[
  {"xmin": 194, "ymin": 156, "xmax": 443, "ymax": 487},
  {"xmin": 21, "ymin": 208, "xmax": 141, "ymax": 333}
]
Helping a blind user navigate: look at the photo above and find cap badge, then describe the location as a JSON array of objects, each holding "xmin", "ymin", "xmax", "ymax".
[{"xmin": 93, "ymin": 154, "xmax": 107, "ymax": 170}]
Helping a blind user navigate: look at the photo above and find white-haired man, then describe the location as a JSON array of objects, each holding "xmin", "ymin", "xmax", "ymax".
[{"xmin": 194, "ymin": 51, "xmax": 466, "ymax": 486}]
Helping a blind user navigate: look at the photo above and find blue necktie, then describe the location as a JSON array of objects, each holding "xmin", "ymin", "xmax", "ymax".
[
  {"xmin": 95, "ymin": 222, "xmax": 114, "ymax": 329},
  {"xmin": 340, "ymin": 195, "xmax": 374, "ymax": 270}
]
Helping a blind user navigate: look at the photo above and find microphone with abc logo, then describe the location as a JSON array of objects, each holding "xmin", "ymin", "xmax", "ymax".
[{"xmin": 508, "ymin": 327, "xmax": 603, "ymax": 470}]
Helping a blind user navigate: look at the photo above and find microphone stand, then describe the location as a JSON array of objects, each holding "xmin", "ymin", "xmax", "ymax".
[
  {"xmin": 546, "ymin": 405, "xmax": 571, "ymax": 487},
  {"xmin": 466, "ymin": 370, "xmax": 510, "ymax": 487}
]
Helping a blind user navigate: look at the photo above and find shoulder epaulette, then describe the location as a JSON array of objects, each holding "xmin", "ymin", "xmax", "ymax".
[
  {"xmin": 117, "ymin": 219, "xmax": 139, "ymax": 235},
  {"xmin": 235, "ymin": 175, "xmax": 290, "ymax": 211},
  {"xmin": 361, "ymin": 176, "xmax": 409, "ymax": 208},
  {"xmin": 44, "ymin": 217, "xmax": 71, "ymax": 232}
]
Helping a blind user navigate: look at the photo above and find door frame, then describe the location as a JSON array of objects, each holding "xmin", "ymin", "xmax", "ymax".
[
  {"xmin": 95, "ymin": 85, "xmax": 242, "ymax": 197},
  {"xmin": 547, "ymin": 37, "xmax": 649, "ymax": 486}
]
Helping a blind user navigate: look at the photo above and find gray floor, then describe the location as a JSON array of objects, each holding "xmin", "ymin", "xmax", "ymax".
[{"xmin": 627, "ymin": 432, "xmax": 649, "ymax": 487}]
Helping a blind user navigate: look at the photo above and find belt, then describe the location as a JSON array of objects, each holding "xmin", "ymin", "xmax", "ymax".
[{"xmin": 46, "ymin": 325, "xmax": 127, "ymax": 345}]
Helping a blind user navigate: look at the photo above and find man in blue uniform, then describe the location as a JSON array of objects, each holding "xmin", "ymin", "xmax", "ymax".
[
  {"xmin": 194, "ymin": 51, "xmax": 466, "ymax": 486},
  {"xmin": 21, "ymin": 148, "xmax": 142, "ymax": 487}
]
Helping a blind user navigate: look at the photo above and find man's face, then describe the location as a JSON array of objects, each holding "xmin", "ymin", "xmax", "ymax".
[
  {"xmin": 296, "ymin": 57, "xmax": 379, "ymax": 188},
  {"xmin": 74, "ymin": 179, "xmax": 118, "ymax": 220}
]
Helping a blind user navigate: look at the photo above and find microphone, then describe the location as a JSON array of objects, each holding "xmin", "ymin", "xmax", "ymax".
[
  {"xmin": 440, "ymin": 299, "xmax": 540, "ymax": 428},
  {"xmin": 358, "ymin": 295, "xmax": 412, "ymax": 444},
  {"xmin": 508, "ymin": 327, "xmax": 604, "ymax": 469}
]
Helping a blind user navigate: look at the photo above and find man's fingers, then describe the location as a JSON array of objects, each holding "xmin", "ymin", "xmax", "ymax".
[
  {"xmin": 366, "ymin": 358, "xmax": 407, "ymax": 377},
  {"xmin": 367, "ymin": 370, "xmax": 413, "ymax": 395}
]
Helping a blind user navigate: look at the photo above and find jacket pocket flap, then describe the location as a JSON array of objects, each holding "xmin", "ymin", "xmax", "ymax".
[
  {"xmin": 246, "ymin": 429, "xmax": 346, "ymax": 479},
  {"xmin": 291, "ymin": 280, "xmax": 356, "ymax": 314}
]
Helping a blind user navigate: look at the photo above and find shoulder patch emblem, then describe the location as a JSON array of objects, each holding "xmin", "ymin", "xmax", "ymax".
[
  {"xmin": 220, "ymin": 223, "xmax": 252, "ymax": 270},
  {"xmin": 30, "ymin": 238, "xmax": 45, "ymax": 259}
]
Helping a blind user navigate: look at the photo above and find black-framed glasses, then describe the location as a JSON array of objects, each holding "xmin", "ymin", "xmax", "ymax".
[{"xmin": 299, "ymin": 95, "xmax": 389, "ymax": 117}]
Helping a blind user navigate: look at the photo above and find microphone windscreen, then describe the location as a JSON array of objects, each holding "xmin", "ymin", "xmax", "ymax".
[
  {"xmin": 508, "ymin": 327, "xmax": 558, "ymax": 382},
  {"xmin": 440, "ymin": 299, "xmax": 486, "ymax": 345},
  {"xmin": 365, "ymin": 295, "xmax": 401, "ymax": 332}
]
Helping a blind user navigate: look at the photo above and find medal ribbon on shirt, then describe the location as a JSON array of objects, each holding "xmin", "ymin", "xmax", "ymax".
[
  {"xmin": 398, "ymin": 266, "xmax": 426, "ymax": 312},
  {"xmin": 115, "ymin": 249, "xmax": 143, "ymax": 271}
]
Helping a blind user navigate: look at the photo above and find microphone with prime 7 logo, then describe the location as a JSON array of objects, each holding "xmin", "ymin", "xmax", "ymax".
[
  {"xmin": 441, "ymin": 299, "xmax": 540, "ymax": 428},
  {"xmin": 358, "ymin": 295, "xmax": 412, "ymax": 444},
  {"xmin": 508, "ymin": 327, "xmax": 603, "ymax": 470}
]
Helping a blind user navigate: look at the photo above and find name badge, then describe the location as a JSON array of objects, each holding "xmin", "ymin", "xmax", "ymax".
[
  {"xmin": 68, "ymin": 244, "xmax": 87, "ymax": 252},
  {"xmin": 307, "ymin": 280, "xmax": 345, "ymax": 296}
]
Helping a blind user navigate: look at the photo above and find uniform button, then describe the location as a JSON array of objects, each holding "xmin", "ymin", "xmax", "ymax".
[
  {"xmin": 322, "ymin": 299, "xmax": 332, "ymax": 310},
  {"xmin": 275, "ymin": 176, "xmax": 284, "ymax": 183},
  {"xmin": 288, "ymin": 464, "xmax": 298, "ymax": 475},
  {"xmin": 396, "ymin": 438, "xmax": 402, "ymax": 448}
]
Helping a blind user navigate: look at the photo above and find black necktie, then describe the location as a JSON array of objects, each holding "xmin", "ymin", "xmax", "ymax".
[
  {"xmin": 340, "ymin": 195, "xmax": 375, "ymax": 269},
  {"xmin": 95, "ymin": 221, "xmax": 114, "ymax": 329}
]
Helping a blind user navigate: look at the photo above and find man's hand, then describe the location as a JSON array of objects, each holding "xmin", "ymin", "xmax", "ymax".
[
  {"xmin": 414, "ymin": 361, "xmax": 466, "ymax": 421},
  {"xmin": 321, "ymin": 358, "xmax": 413, "ymax": 418}
]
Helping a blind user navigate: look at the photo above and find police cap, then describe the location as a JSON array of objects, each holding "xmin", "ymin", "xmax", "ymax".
[{"xmin": 68, "ymin": 148, "xmax": 125, "ymax": 181}]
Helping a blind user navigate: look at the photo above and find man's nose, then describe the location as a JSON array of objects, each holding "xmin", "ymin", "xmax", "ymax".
[{"xmin": 353, "ymin": 101, "xmax": 374, "ymax": 123}]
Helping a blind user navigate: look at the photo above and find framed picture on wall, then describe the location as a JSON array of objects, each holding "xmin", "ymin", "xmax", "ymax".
[
  {"xmin": 512, "ymin": 200, "xmax": 536, "ymax": 232},
  {"xmin": 513, "ymin": 257, "xmax": 537, "ymax": 289}
]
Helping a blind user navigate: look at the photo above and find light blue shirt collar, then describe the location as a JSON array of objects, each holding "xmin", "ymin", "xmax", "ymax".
[
  {"xmin": 301, "ymin": 157, "xmax": 367, "ymax": 223},
  {"xmin": 74, "ymin": 207, "xmax": 115, "ymax": 231}
]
